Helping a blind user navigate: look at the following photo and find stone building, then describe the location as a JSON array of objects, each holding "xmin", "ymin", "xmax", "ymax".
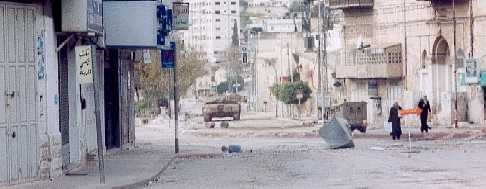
[
  {"xmin": 330, "ymin": 0, "xmax": 486, "ymax": 127},
  {"xmin": 0, "ymin": 0, "xmax": 137, "ymax": 186}
]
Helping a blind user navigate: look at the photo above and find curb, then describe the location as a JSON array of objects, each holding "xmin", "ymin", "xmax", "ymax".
[
  {"xmin": 112, "ymin": 156, "xmax": 177, "ymax": 189},
  {"xmin": 111, "ymin": 153, "xmax": 224, "ymax": 189}
]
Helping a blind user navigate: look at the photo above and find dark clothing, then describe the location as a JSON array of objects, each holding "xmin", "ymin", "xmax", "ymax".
[
  {"xmin": 418, "ymin": 99, "xmax": 431, "ymax": 133},
  {"xmin": 350, "ymin": 123, "xmax": 366, "ymax": 133},
  {"xmin": 388, "ymin": 106, "xmax": 402, "ymax": 140}
]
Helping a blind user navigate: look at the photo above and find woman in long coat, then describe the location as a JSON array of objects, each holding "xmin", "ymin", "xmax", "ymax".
[
  {"xmin": 418, "ymin": 96, "xmax": 431, "ymax": 133},
  {"xmin": 388, "ymin": 102, "xmax": 402, "ymax": 140}
]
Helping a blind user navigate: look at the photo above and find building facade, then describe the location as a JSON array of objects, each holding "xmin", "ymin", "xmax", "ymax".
[
  {"xmin": 0, "ymin": 0, "xmax": 62, "ymax": 184},
  {"xmin": 179, "ymin": 0, "xmax": 240, "ymax": 64},
  {"xmin": 0, "ymin": 0, "xmax": 137, "ymax": 186},
  {"xmin": 331, "ymin": 0, "xmax": 486, "ymax": 127}
]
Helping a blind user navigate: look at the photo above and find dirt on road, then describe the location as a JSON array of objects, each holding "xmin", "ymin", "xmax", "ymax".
[{"xmin": 138, "ymin": 112, "xmax": 486, "ymax": 189}]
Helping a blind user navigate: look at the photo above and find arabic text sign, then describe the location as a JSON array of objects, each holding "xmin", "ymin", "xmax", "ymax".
[
  {"xmin": 76, "ymin": 45, "xmax": 94, "ymax": 84},
  {"xmin": 173, "ymin": 2, "xmax": 189, "ymax": 30}
]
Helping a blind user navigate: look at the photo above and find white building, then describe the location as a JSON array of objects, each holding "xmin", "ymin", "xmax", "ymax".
[
  {"xmin": 248, "ymin": 0, "xmax": 291, "ymax": 7},
  {"xmin": 179, "ymin": 0, "xmax": 240, "ymax": 64},
  {"xmin": 249, "ymin": 17, "xmax": 303, "ymax": 33}
]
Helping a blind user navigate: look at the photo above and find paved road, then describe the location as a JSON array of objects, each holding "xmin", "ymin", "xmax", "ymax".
[{"xmin": 141, "ymin": 112, "xmax": 486, "ymax": 189}]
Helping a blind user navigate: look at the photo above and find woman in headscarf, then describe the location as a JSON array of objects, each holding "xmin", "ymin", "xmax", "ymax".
[{"xmin": 388, "ymin": 102, "xmax": 402, "ymax": 140}]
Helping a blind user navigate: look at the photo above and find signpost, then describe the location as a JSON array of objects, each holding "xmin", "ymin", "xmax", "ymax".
[
  {"xmin": 143, "ymin": 49, "xmax": 152, "ymax": 64},
  {"xmin": 159, "ymin": 1, "xmax": 189, "ymax": 154},
  {"xmin": 296, "ymin": 91, "xmax": 304, "ymax": 121},
  {"xmin": 76, "ymin": 46, "xmax": 94, "ymax": 84},
  {"xmin": 172, "ymin": 2, "xmax": 189, "ymax": 30},
  {"xmin": 75, "ymin": 45, "xmax": 105, "ymax": 183}
]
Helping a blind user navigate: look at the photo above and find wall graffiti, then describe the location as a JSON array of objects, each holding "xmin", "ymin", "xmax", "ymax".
[{"xmin": 37, "ymin": 31, "xmax": 46, "ymax": 80}]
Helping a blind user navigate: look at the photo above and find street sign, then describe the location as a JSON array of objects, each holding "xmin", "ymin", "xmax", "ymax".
[
  {"xmin": 161, "ymin": 49, "xmax": 175, "ymax": 68},
  {"xmin": 75, "ymin": 45, "xmax": 94, "ymax": 84},
  {"xmin": 157, "ymin": 4, "xmax": 172, "ymax": 46},
  {"xmin": 143, "ymin": 49, "xmax": 152, "ymax": 64},
  {"xmin": 173, "ymin": 2, "xmax": 189, "ymax": 30}
]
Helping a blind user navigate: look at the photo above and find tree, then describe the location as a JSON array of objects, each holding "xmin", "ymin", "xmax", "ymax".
[
  {"xmin": 134, "ymin": 39, "xmax": 207, "ymax": 113},
  {"xmin": 271, "ymin": 81, "xmax": 312, "ymax": 104},
  {"xmin": 221, "ymin": 19, "xmax": 244, "ymax": 93}
]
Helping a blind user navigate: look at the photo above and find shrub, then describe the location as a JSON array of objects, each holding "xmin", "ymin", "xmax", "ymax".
[{"xmin": 271, "ymin": 81, "xmax": 312, "ymax": 104}]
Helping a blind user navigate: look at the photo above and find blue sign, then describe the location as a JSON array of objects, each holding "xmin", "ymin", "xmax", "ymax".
[
  {"xmin": 156, "ymin": 4, "xmax": 173, "ymax": 46},
  {"xmin": 161, "ymin": 49, "xmax": 175, "ymax": 68},
  {"xmin": 161, "ymin": 42, "xmax": 176, "ymax": 69}
]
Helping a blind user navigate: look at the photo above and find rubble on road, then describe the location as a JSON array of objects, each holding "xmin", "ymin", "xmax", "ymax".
[
  {"xmin": 319, "ymin": 116, "xmax": 355, "ymax": 149},
  {"xmin": 222, "ymin": 145, "xmax": 241, "ymax": 153}
]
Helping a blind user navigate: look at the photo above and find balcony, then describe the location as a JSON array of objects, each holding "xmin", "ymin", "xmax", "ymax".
[
  {"xmin": 328, "ymin": 0, "xmax": 374, "ymax": 10},
  {"xmin": 335, "ymin": 44, "xmax": 403, "ymax": 79},
  {"xmin": 416, "ymin": 0, "xmax": 467, "ymax": 6}
]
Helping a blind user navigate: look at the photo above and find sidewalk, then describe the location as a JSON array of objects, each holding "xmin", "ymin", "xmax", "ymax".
[{"xmin": 7, "ymin": 143, "xmax": 175, "ymax": 189}]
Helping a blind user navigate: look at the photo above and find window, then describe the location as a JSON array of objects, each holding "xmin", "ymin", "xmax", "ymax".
[
  {"xmin": 215, "ymin": 2, "xmax": 220, "ymax": 5},
  {"xmin": 216, "ymin": 36, "xmax": 221, "ymax": 40},
  {"xmin": 231, "ymin": 10, "xmax": 237, "ymax": 14},
  {"xmin": 215, "ymin": 10, "xmax": 221, "ymax": 14},
  {"xmin": 215, "ymin": 18, "xmax": 221, "ymax": 22},
  {"xmin": 216, "ymin": 27, "xmax": 221, "ymax": 31},
  {"xmin": 231, "ymin": 1, "xmax": 236, "ymax": 5}
]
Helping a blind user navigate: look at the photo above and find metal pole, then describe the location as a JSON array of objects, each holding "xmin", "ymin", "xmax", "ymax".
[
  {"xmin": 317, "ymin": 0, "xmax": 322, "ymax": 121},
  {"xmin": 167, "ymin": 69, "xmax": 172, "ymax": 118},
  {"xmin": 274, "ymin": 67, "xmax": 278, "ymax": 118},
  {"xmin": 470, "ymin": 0, "xmax": 474, "ymax": 57},
  {"xmin": 92, "ymin": 47, "xmax": 105, "ymax": 184},
  {"xmin": 403, "ymin": 0, "xmax": 408, "ymax": 90},
  {"xmin": 453, "ymin": 0, "xmax": 458, "ymax": 128},
  {"xmin": 173, "ymin": 50, "xmax": 179, "ymax": 153}
]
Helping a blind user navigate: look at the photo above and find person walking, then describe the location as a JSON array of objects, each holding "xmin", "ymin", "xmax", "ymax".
[
  {"xmin": 388, "ymin": 102, "xmax": 402, "ymax": 140},
  {"xmin": 418, "ymin": 96, "xmax": 432, "ymax": 133}
]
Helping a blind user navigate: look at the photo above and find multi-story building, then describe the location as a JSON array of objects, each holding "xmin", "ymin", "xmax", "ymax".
[
  {"xmin": 0, "ymin": 0, "xmax": 139, "ymax": 186},
  {"xmin": 248, "ymin": 0, "xmax": 291, "ymax": 7},
  {"xmin": 330, "ymin": 0, "xmax": 486, "ymax": 127},
  {"xmin": 179, "ymin": 0, "xmax": 240, "ymax": 64}
]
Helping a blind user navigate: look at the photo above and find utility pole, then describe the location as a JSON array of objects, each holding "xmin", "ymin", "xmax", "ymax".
[
  {"xmin": 92, "ymin": 47, "xmax": 105, "ymax": 184},
  {"xmin": 317, "ymin": 0, "xmax": 322, "ymax": 121},
  {"xmin": 470, "ymin": 0, "xmax": 474, "ymax": 57},
  {"xmin": 403, "ymin": 0, "xmax": 408, "ymax": 90},
  {"xmin": 453, "ymin": 0, "xmax": 458, "ymax": 128},
  {"xmin": 253, "ymin": 32, "xmax": 260, "ymax": 111},
  {"xmin": 323, "ymin": 16, "xmax": 328, "ymax": 121},
  {"xmin": 172, "ymin": 46, "xmax": 180, "ymax": 153}
]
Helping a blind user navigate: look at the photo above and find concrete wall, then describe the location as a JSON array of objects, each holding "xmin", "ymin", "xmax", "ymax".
[{"xmin": 36, "ymin": 0, "xmax": 62, "ymax": 180}]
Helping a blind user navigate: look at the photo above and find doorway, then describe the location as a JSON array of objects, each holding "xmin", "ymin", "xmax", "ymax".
[
  {"xmin": 430, "ymin": 36, "xmax": 453, "ymax": 124},
  {"xmin": 0, "ymin": 2, "xmax": 39, "ymax": 184},
  {"xmin": 104, "ymin": 50, "xmax": 120, "ymax": 149}
]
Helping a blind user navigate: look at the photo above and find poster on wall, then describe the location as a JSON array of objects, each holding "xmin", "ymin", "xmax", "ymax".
[
  {"xmin": 76, "ymin": 45, "xmax": 94, "ymax": 84},
  {"xmin": 465, "ymin": 58, "xmax": 479, "ymax": 84},
  {"xmin": 368, "ymin": 80, "xmax": 378, "ymax": 96},
  {"xmin": 457, "ymin": 68, "xmax": 467, "ymax": 92}
]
